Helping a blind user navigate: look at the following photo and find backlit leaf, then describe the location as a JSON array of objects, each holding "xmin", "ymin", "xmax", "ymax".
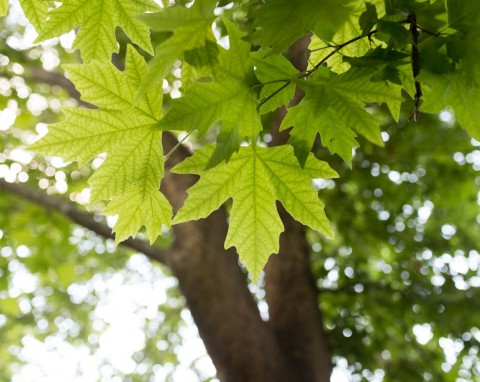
[
  {"xmin": 173, "ymin": 144, "xmax": 338, "ymax": 281},
  {"xmin": 36, "ymin": 0, "xmax": 160, "ymax": 62},
  {"xmin": 32, "ymin": 46, "xmax": 171, "ymax": 243},
  {"xmin": 0, "ymin": 0, "xmax": 7, "ymax": 17},
  {"xmin": 139, "ymin": 0, "xmax": 217, "ymax": 93},
  {"xmin": 282, "ymin": 68, "xmax": 400, "ymax": 166},
  {"xmin": 18, "ymin": 0, "xmax": 48, "ymax": 33}
]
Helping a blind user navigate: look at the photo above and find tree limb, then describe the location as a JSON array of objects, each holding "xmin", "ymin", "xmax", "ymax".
[{"xmin": 0, "ymin": 178, "xmax": 168, "ymax": 265}]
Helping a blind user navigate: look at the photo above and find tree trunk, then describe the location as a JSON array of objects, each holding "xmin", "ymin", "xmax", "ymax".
[{"xmin": 265, "ymin": 207, "xmax": 332, "ymax": 382}]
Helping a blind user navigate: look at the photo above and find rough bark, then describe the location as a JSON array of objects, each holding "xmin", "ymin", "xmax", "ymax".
[
  {"xmin": 265, "ymin": 115, "xmax": 332, "ymax": 381},
  {"xmin": 265, "ymin": 208, "xmax": 332, "ymax": 382}
]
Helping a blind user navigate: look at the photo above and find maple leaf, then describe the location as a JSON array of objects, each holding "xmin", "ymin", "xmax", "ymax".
[
  {"xmin": 157, "ymin": 19, "xmax": 261, "ymax": 168},
  {"xmin": 1, "ymin": 0, "xmax": 49, "ymax": 33},
  {"xmin": 308, "ymin": 0, "xmax": 385, "ymax": 74},
  {"xmin": 446, "ymin": 0, "xmax": 480, "ymax": 32},
  {"xmin": 36, "ymin": 0, "xmax": 160, "ymax": 62},
  {"xmin": 305, "ymin": 2, "xmax": 407, "ymax": 121},
  {"xmin": 31, "ymin": 46, "xmax": 171, "ymax": 244},
  {"xmin": 281, "ymin": 68, "xmax": 400, "ymax": 166},
  {"xmin": 1, "ymin": 0, "xmax": 48, "ymax": 32},
  {"xmin": 172, "ymin": 144, "xmax": 338, "ymax": 281},
  {"xmin": 138, "ymin": 0, "xmax": 217, "ymax": 93}
]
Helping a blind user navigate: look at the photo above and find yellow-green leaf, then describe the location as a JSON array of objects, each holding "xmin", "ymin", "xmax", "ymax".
[
  {"xmin": 172, "ymin": 144, "xmax": 337, "ymax": 281},
  {"xmin": 157, "ymin": 19, "xmax": 261, "ymax": 167},
  {"xmin": 18, "ymin": 0, "xmax": 49, "ymax": 33},
  {"xmin": 138, "ymin": 0, "xmax": 217, "ymax": 93},
  {"xmin": 32, "ymin": 46, "xmax": 171, "ymax": 243},
  {"xmin": 282, "ymin": 68, "xmax": 399, "ymax": 166},
  {"xmin": 36, "ymin": 0, "xmax": 160, "ymax": 62}
]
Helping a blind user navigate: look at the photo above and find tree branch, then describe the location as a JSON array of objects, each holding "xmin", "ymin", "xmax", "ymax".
[
  {"xmin": 257, "ymin": 29, "xmax": 379, "ymax": 109},
  {"xmin": 28, "ymin": 67, "xmax": 94, "ymax": 108},
  {"xmin": 408, "ymin": 13, "xmax": 422, "ymax": 121},
  {"xmin": 0, "ymin": 178, "xmax": 168, "ymax": 265}
]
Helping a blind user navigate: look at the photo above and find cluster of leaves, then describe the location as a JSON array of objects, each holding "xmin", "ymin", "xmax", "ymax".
[{"xmin": 3, "ymin": 0, "xmax": 480, "ymax": 280}]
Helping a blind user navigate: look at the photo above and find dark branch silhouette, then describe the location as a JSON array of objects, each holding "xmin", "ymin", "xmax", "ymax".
[{"xmin": 0, "ymin": 178, "xmax": 168, "ymax": 265}]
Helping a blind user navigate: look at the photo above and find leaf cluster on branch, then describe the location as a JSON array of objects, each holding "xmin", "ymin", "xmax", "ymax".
[{"xmin": 3, "ymin": 0, "xmax": 480, "ymax": 280}]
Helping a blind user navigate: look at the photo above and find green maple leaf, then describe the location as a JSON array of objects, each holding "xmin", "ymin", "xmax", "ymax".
[
  {"xmin": 420, "ymin": 72, "xmax": 480, "ymax": 140},
  {"xmin": 36, "ymin": 0, "xmax": 160, "ymax": 62},
  {"xmin": 446, "ymin": 0, "xmax": 480, "ymax": 32},
  {"xmin": 308, "ymin": 2, "xmax": 404, "ymax": 123},
  {"xmin": 281, "ymin": 68, "xmax": 400, "ymax": 166},
  {"xmin": 253, "ymin": 0, "xmax": 351, "ymax": 53},
  {"xmin": 138, "ymin": 0, "xmax": 217, "ymax": 93},
  {"xmin": 32, "ymin": 46, "xmax": 171, "ymax": 244},
  {"xmin": 157, "ymin": 19, "xmax": 261, "ymax": 168},
  {"xmin": 172, "ymin": 144, "xmax": 338, "ymax": 281},
  {"xmin": 283, "ymin": 101, "xmax": 359, "ymax": 167}
]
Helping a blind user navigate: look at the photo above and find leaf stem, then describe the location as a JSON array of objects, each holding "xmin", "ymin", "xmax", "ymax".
[
  {"xmin": 257, "ymin": 82, "xmax": 290, "ymax": 109},
  {"xmin": 164, "ymin": 130, "xmax": 195, "ymax": 161},
  {"xmin": 252, "ymin": 78, "xmax": 291, "ymax": 89},
  {"xmin": 408, "ymin": 13, "xmax": 422, "ymax": 122},
  {"xmin": 300, "ymin": 29, "xmax": 378, "ymax": 78}
]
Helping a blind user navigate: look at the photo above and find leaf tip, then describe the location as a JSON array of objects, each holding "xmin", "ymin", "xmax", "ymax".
[
  {"xmin": 112, "ymin": 232, "xmax": 124, "ymax": 247},
  {"xmin": 325, "ymin": 227, "xmax": 335, "ymax": 240}
]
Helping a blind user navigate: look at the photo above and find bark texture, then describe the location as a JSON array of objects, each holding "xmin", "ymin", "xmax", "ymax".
[{"xmin": 265, "ymin": 207, "xmax": 332, "ymax": 382}]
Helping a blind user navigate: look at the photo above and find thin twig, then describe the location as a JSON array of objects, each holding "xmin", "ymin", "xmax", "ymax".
[
  {"xmin": 300, "ymin": 29, "xmax": 378, "ymax": 78},
  {"xmin": 163, "ymin": 130, "xmax": 195, "ymax": 161},
  {"xmin": 258, "ymin": 30, "xmax": 379, "ymax": 109},
  {"xmin": 257, "ymin": 82, "xmax": 290, "ymax": 109},
  {"xmin": 408, "ymin": 13, "xmax": 422, "ymax": 122},
  {"xmin": 417, "ymin": 24, "xmax": 442, "ymax": 37}
]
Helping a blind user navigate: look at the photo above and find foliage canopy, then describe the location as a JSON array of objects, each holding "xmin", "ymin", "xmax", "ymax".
[
  {"xmin": 4, "ymin": 0, "xmax": 476, "ymax": 279},
  {"xmin": 1, "ymin": 0, "xmax": 480, "ymax": 380}
]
